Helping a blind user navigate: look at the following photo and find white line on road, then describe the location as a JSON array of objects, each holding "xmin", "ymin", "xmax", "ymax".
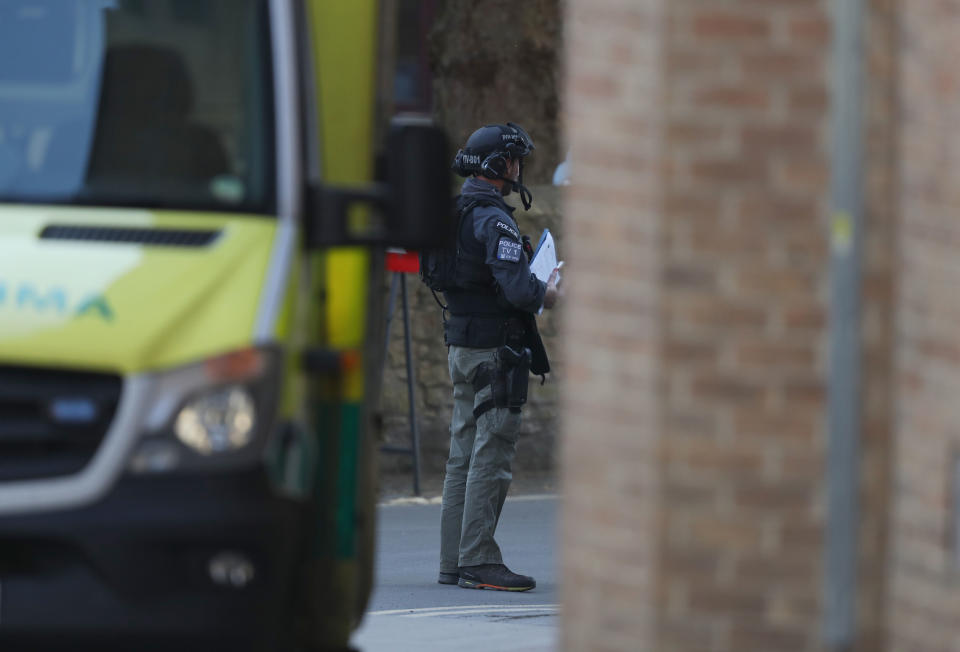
[
  {"xmin": 504, "ymin": 493, "xmax": 559, "ymax": 503},
  {"xmin": 404, "ymin": 607, "xmax": 558, "ymax": 619},
  {"xmin": 368, "ymin": 604, "xmax": 559, "ymax": 618},
  {"xmin": 380, "ymin": 494, "xmax": 558, "ymax": 507},
  {"xmin": 379, "ymin": 496, "xmax": 443, "ymax": 506}
]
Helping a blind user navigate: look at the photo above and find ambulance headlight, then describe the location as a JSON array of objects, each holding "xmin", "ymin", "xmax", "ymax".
[
  {"xmin": 174, "ymin": 386, "xmax": 257, "ymax": 455},
  {"xmin": 128, "ymin": 347, "xmax": 281, "ymax": 474}
]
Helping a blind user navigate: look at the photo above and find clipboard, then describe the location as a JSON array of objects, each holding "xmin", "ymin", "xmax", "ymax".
[{"xmin": 529, "ymin": 229, "xmax": 558, "ymax": 284}]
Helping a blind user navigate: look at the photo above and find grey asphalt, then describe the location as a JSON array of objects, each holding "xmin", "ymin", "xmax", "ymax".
[{"xmin": 351, "ymin": 495, "xmax": 559, "ymax": 652}]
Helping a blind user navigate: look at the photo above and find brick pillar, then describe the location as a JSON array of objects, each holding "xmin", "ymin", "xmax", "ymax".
[
  {"xmin": 561, "ymin": 0, "xmax": 666, "ymax": 649},
  {"xmin": 562, "ymin": 1, "xmax": 832, "ymax": 650},
  {"xmin": 858, "ymin": 0, "xmax": 898, "ymax": 649},
  {"xmin": 886, "ymin": 2, "xmax": 960, "ymax": 651},
  {"xmin": 659, "ymin": 3, "xmax": 830, "ymax": 650}
]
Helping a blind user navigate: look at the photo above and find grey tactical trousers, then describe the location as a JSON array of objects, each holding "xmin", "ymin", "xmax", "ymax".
[{"xmin": 440, "ymin": 345, "xmax": 521, "ymax": 572}]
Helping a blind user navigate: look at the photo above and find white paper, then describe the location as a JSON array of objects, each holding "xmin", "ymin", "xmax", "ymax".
[{"xmin": 529, "ymin": 229, "xmax": 558, "ymax": 283}]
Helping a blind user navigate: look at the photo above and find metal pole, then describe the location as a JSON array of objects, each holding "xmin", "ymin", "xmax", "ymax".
[
  {"xmin": 400, "ymin": 274, "xmax": 422, "ymax": 496},
  {"xmin": 825, "ymin": 0, "xmax": 865, "ymax": 648},
  {"xmin": 381, "ymin": 271, "xmax": 400, "ymax": 382}
]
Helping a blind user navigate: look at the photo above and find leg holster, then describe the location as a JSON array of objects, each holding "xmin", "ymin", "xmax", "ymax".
[{"xmin": 472, "ymin": 346, "xmax": 531, "ymax": 420}]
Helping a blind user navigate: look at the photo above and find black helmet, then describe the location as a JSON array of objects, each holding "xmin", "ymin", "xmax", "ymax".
[
  {"xmin": 452, "ymin": 122, "xmax": 535, "ymax": 209},
  {"xmin": 452, "ymin": 122, "xmax": 534, "ymax": 178}
]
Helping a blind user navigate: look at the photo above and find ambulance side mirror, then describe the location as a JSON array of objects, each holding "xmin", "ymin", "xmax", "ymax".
[{"xmin": 306, "ymin": 117, "xmax": 454, "ymax": 249}]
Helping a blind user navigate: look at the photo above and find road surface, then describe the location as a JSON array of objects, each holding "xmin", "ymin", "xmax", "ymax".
[{"xmin": 351, "ymin": 494, "xmax": 559, "ymax": 652}]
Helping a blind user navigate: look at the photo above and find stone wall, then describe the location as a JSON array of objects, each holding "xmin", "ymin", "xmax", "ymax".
[{"xmin": 377, "ymin": 184, "xmax": 564, "ymax": 477}]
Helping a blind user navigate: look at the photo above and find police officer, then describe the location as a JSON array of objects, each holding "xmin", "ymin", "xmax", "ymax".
[{"xmin": 437, "ymin": 123, "xmax": 560, "ymax": 592}]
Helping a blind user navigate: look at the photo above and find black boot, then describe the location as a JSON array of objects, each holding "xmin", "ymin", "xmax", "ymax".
[
  {"xmin": 457, "ymin": 564, "xmax": 535, "ymax": 591},
  {"xmin": 437, "ymin": 570, "xmax": 459, "ymax": 585}
]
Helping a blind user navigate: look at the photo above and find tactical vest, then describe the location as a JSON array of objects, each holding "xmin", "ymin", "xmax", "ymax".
[
  {"xmin": 420, "ymin": 195, "xmax": 499, "ymax": 293},
  {"xmin": 441, "ymin": 194, "xmax": 528, "ymax": 349},
  {"xmin": 430, "ymin": 193, "xmax": 550, "ymax": 376}
]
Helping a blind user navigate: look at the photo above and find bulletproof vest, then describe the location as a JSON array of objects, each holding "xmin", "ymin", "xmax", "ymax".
[
  {"xmin": 420, "ymin": 194, "xmax": 501, "ymax": 294},
  {"xmin": 442, "ymin": 193, "xmax": 527, "ymax": 348},
  {"xmin": 450, "ymin": 194, "xmax": 498, "ymax": 293}
]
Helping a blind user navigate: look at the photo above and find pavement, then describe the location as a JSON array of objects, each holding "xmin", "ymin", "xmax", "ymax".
[{"xmin": 351, "ymin": 491, "xmax": 559, "ymax": 652}]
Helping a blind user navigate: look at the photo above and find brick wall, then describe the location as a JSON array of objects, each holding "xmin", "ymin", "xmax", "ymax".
[
  {"xmin": 562, "ymin": 0, "xmax": 834, "ymax": 650},
  {"xmin": 886, "ymin": 2, "xmax": 960, "ymax": 650},
  {"xmin": 561, "ymin": 0, "xmax": 960, "ymax": 650},
  {"xmin": 659, "ymin": 2, "xmax": 830, "ymax": 650},
  {"xmin": 859, "ymin": 0, "xmax": 898, "ymax": 649},
  {"xmin": 561, "ymin": 0, "xmax": 665, "ymax": 649}
]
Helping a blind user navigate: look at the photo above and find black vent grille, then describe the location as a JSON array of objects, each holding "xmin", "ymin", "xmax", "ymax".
[
  {"xmin": 0, "ymin": 366, "xmax": 122, "ymax": 482},
  {"xmin": 39, "ymin": 225, "xmax": 220, "ymax": 247}
]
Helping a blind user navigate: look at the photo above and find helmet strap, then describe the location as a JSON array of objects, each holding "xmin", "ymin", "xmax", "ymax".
[
  {"xmin": 513, "ymin": 181, "xmax": 533, "ymax": 210},
  {"xmin": 513, "ymin": 158, "xmax": 533, "ymax": 210}
]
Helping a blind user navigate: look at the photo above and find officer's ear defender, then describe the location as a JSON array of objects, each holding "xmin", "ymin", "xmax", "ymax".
[{"xmin": 480, "ymin": 153, "xmax": 508, "ymax": 179}]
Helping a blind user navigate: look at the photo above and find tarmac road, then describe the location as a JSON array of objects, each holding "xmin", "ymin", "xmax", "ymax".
[{"xmin": 351, "ymin": 494, "xmax": 559, "ymax": 652}]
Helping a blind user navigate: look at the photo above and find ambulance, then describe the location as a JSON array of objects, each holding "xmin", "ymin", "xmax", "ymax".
[{"xmin": 0, "ymin": 1, "xmax": 447, "ymax": 649}]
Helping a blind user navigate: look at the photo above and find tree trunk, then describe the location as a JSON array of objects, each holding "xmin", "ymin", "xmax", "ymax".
[{"xmin": 428, "ymin": 0, "xmax": 563, "ymax": 184}]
